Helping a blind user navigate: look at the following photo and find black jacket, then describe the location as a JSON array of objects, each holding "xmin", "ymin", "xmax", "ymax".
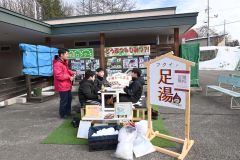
[
  {"xmin": 123, "ymin": 77, "xmax": 145, "ymax": 103},
  {"xmin": 94, "ymin": 75, "xmax": 110, "ymax": 91},
  {"xmin": 78, "ymin": 79, "xmax": 98, "ymax": 102}
]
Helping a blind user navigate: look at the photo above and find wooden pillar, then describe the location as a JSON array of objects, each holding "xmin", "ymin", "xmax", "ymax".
[
  {"xmin": 45, "ymin": 37, "xmax": 51, "ymax": 47},
  {"xmin": 100, "ymin": 33, "xmax": 105, "ymax": 70},
  {"xmin": 25, "ymin": 75, "xmax": 32, "ymax": 101},
  {"xmin": 174, "ymin": 28, "xmax": 180, "ymax": 57}
]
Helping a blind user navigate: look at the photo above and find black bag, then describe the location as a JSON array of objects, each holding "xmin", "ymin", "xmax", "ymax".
[{"xmin": 71, "ymin": 117, "xmax": 80, "ymax": 128}]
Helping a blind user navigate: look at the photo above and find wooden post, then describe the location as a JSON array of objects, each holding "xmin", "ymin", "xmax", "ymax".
[
  {"xmin": 147, "ymin": 65, "xmax": 153, "ymax": 134},
  {"xmin": 25, "ymin": 75, "xmax": 32, "ymax": 101},
  {"xmin": 174, "ymin": 28, "xmax": 180, "ymax": 57},
  {"xmin": 185, "ymin": 72, "xmax": 191, "ymax": 147},
  {"xmin": 100, "ymin": 33, "xmax": 105, "ymax": 70}
]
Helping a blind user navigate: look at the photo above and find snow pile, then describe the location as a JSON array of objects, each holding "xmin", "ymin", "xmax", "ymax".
[
  {"xmin": 199, "ymin": 46, "xmax": 240, "ymax": 70},
  {"xmin": 92, "ymin": 127, "xmax": 119, "ymax": 137}
]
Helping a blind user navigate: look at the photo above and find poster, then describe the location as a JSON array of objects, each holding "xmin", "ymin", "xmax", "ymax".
[
  {"xmin": 123, "ymin": 58, "xmax": 138, "ymax": 69},
  {"xmin": 114, "ymin": 102, "xmax": 132, "ymax": 119},
  {"xmin": 70, "ymin": 59, "xmax": 85, "ymax": 71},
  {"xmin": 107, "ymin": 57, "xmax": 122, "ymax": 69},
  {"xmin": 86, "ymin": 59, "xmax": 100, "ymax": 71},
  {"xmin": 140, "ymin": 69, "xmax": 147, "ymax": 81},
  {"xmin": 107, "ymin": 69, "xmax": 122, "ymax": 76},
  {"xmin": 149, "ymin": 57, "xmax": 190, "ymax": 110},
  {"xmin": 139, "ymin": 56, "xmax": 150, "ymax": 68},
  {"xmin": 105, "ymin": 45, "xmax": 150, "ymax": 57},
  {"xmin": 85, "ymin": 105, "xmax": 101, "ymax": 118}
]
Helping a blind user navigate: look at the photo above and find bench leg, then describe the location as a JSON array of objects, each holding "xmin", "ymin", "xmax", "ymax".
[
  {"xmin": 206, "ymin": 87, "xmax": 208, "ymax": 96},
  {"xmin": 230, "ymin": 97, "xmax": 240, "ymax": 109}
]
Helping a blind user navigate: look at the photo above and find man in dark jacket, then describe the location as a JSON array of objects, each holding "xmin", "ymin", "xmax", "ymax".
[
  {"xmin": 94, "ymin": 67, "xmax": 110, "ymax": 91},
  {"xmin": 120, "ymin": 68, "xmax": 145, "ymax": 103},
  {"xmin": 78, "ymin": 70, "xmax": 101, "ymax": 105}
]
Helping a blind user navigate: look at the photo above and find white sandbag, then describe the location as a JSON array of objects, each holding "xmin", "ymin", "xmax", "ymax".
[
  {"xmin": 133, "ymin": 135, "xmax": 156, "ymax": 158},
  {"xmin": 114, "ymin": 126, "xmax": 137, "ymax": 160},
  {"xmin": 135, "ymin": 120, "xmax": 148, "ymax": 136}
]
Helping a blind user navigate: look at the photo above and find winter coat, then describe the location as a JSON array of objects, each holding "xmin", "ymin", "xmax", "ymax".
[
  {"xmin": 53, "ymin": 56, "xmax": 74, "ymax": 92},
  {"xmin": 123, "ymin": 77, "xmax": 145, "ymax": 103},
  {"xmin": 78, "ymin": 79, "xmax": 99, "ymax": 102},
  {"xmin": 94, "ymin": 75, "xmax": 110, "ymax": 91}
]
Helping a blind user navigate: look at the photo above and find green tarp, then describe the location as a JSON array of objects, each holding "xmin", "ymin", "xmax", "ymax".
[{"xmin": 180, "ymin": 43, "xmax": 200, "ymax": 87}]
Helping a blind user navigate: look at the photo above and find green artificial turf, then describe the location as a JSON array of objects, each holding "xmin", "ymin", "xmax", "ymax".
[{"xmin": 42, "ymin": 107, "xmax": 175, "ymax": 147}]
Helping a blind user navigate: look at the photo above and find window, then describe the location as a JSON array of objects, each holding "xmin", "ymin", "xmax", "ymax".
[
  {"xmin": 89, "ymin": 41, "xmax": 100, "ymax": 46},
  {"xmin": 200, "ymin": 49, "xmax": 218, "ymax": 61},
  {"xmin": 75, "ymin": 41, "xmax": 87, "ymax": 47},
  {"xmin": 0, "ymin": 45, "xmax": 11, "ymax": 52}
]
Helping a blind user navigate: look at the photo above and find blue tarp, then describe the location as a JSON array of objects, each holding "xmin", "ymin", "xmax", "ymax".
[{"xmin": 19, "ymin": 43, "xmax": 58, "ymax": 76}]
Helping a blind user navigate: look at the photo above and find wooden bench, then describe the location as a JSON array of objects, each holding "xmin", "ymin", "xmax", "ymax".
[
  {"xmin": 80, "ymin": 107, "xmax": 147, "ymax": 121},
  {"xmin": 206, "ymin": 75, "xmax": 240, "ymax": 109}
]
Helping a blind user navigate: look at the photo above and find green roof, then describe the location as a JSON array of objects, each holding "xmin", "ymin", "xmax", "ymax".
[{"xmin": 0, "ymin": 6, "xmax": 198, "ymax": 35}]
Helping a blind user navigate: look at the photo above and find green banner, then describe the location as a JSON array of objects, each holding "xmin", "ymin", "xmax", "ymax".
[
  {"xmin": 68, "ymin": 48, "xmax": 94, "ymax": 59},
  {"xmin": 180, "ymin": 43, "xmax": 200, "ymax": 87}
]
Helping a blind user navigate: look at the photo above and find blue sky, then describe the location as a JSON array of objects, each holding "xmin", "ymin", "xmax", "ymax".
[{"xmin": 135, "ymin": 0, "xmax": 240, "ymax": 40}]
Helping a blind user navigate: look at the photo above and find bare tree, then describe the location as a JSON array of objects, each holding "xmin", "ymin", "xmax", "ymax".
[
  {"xmin": 61, "ymin": 1, "xmax": 74, "ymax": 17},
  {"xmin": 0, "ymin": 0, "xmax": 73, "ymax": 20},
  {"xmin": 195, "ymin": 25, "xmax": 219, "ymax": 38},
  {"xmin": 75, "ymin": 0, "xmax": 136, "ymax": 15},
  {"xmin": 0, "ymin": 0, "xmax": 42, "ymax": 19}
]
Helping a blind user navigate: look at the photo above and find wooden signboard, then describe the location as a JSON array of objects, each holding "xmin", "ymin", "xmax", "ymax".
[{"xmin": 145, "ymin": 52, "xmax": 194, "ymax": 160}]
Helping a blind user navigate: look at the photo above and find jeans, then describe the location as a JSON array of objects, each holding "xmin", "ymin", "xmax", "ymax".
[{"xmin": 59, "ymin": 90, "xmax": 72, "ymax": 118}]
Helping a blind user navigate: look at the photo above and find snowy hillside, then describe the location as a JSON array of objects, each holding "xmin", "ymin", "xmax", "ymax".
[{"xmin": 199, "ymin": 46, "xmax": 240, "ymax": 70}]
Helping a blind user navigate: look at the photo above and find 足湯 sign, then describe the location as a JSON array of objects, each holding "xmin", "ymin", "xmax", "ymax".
[{"xmin": 149, "ymin": 57, "xmax": 190, "ymax": 110}]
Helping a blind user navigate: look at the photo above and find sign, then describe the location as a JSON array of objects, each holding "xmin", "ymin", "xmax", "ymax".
[
  {"xmin": 85, "ymin": 105, "xmax": 101, "ymax": 117},
  {"xmin": 70, "ymin": 59, "xmax": 85, "ymax": 70},
  {"xmin": 114, "ymin": 102, "xmax": 132, "ymax": 119},
  {"xmin": 149, "ymin": 57, "xmax": 190, "ymax": 109},
  {"xmin": 145, "ymin": 52, "xmax": 195, "ymax": 160},
  {"xmin": 105, "ymin": 45, "xmax": 150, "ymax": 57},
  {"xmin": 77, "ymin": 121, "xmax": 91, "ymax": 139},
  {"xmin": 106, "ymin": 73, "xmax": 131, "ymax": 89},
  {"xmin": 68, "ymin": 48, "xmax": 94, "ymax": 59}
]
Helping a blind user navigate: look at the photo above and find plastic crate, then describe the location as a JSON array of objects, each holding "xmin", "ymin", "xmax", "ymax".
[{"xmin": 88, "ymin": 125, "xmax": 119, "ymax": 152}]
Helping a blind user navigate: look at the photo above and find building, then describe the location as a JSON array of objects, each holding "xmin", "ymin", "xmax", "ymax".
[
  {"xmin": 0, "ymin": 6, "xmax": 198, "ymax": 78},
  {"xmin": 180, "ymin": 28, "xmax": 226, "ymax": 46}
]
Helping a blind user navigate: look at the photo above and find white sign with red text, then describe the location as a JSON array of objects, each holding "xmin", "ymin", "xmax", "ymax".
[{"xmin": 149, "ymin": 57, "xmax": 190, "ymax": 110}]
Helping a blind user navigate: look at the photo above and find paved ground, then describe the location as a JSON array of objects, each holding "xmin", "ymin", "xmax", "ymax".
[{"xmin": 0, "ymin": 70, "xmax": 240, "ymax": 160}]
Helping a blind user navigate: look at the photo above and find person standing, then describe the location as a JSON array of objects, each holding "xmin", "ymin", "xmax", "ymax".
[{"xmin": 53, "ymin": 48, "xmax": 75, "ymax": 118}]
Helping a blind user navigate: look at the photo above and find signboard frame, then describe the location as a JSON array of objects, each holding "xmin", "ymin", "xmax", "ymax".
[{"xmin": 145, "ymin": 52, "xmax": 195, "ymax": 160}]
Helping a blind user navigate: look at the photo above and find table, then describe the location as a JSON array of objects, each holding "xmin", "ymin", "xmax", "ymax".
[{"xmin": 82, "ymin": 110, "xmax": 132, "ymax": 122}]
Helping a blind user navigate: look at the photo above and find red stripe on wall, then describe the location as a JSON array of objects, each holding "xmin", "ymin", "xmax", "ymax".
[
  {"xmin": 175, "ymin": 70, "xmax": 190, "ymax": 74},
  {"xmin": 175, "ymin": 88, "xmax": 189, "ymax": 92}
]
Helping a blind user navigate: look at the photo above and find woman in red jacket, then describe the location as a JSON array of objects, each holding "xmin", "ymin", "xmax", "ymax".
[{"xmin": 53, "ymin": 48, "xmax": 75, "ymax": 118}]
